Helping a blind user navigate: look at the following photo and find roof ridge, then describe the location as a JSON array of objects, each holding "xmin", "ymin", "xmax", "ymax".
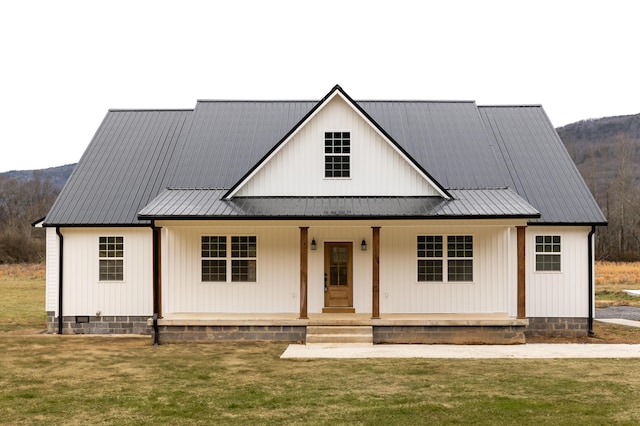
[
  {"xmin": 195, "ymin": 99, "xmax": 477, "ymax": 104},
  {"xmin": 478, "ymin": 104, "xmax": 542, "ymax": 109},
  {"xmin": 196, "ymin": 99, "xmax": 318, "ymax": 103},
  {"xmin": 167, "ymin": 187, "xmax": 228, "ymax": 190},
  {"xmin": 108, "ymin": 108, "xmax": 194, "ymax": 112},
  {"xmin": 448, "ymin": 187, "xmax": 510, "ymax": 190}
]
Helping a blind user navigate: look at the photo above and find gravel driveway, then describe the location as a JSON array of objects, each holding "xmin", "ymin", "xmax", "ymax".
[{"xmin": 596, "ymin": 306, "xmax": 640, "ymax": 321}]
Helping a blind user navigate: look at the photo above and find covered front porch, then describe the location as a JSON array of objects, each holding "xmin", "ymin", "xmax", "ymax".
[{"xmin": 149, "ymin": 217, "xmax": 533, "ymax": 344}]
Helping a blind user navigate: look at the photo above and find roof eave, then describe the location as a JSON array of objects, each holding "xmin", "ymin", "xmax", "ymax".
[
  {"xmin": 138, "ymin": 213, "xmax": 540, "ymax": 221},
  {"xmin": 527, "ymin": 220, "xmax": 608, "ymax": 227}
]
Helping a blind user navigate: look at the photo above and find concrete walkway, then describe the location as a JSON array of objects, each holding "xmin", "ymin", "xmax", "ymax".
[
  {"xmin": 281, "ymin": 316, "xmax": 640, "ymax": 359},
  {"xmin": 596, "ymin": 318, "xmax": 640, "ymax": 328},
  {"xmin": 281, "ymin": 343, "xmax": 640, "ymax": 359}
]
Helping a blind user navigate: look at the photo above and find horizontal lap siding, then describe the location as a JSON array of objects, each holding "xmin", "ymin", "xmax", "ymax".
[
  {"xmin": 62, "ymin": 228, "xmax": 152, "ymax": 316},
  {"xmin": 526, "ymin": 226, "xmax": 590, "ymax": 317},
  {"xmin": 380, "ymin": 226, "xmax": 513, "ymax": 314}
]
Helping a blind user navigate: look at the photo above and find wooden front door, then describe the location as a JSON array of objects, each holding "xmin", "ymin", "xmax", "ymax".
[{"xmin": 323, "ymin": 242, "xmax": 354, "ymax": 313}]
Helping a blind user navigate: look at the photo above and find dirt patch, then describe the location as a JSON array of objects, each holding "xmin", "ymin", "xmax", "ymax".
[{"xmin": 527, "ymin": 321, "xmax": 640, "ymax": 344}]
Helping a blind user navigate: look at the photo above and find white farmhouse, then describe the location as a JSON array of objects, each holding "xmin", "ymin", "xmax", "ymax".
[{"xmin": 42, "ymin": 85, "xmax": 606, "ymax": 344}]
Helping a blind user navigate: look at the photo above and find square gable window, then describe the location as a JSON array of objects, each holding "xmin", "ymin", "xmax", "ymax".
[{"xmin": 325, "ymin": 131, "xmax": 350, "ymax": 178}]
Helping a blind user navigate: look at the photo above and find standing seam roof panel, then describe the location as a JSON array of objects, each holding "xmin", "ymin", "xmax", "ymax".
[
  {"xmin": 46, "ymin": 96, "xmax": 604, "ymax": 226},
  {"xmin": 478, "ymin": 106, "xmax": 606, "ymax": 224},
  {"xmin": 44, "ymin": 110, "xmax": 192, "ymax": 225}
]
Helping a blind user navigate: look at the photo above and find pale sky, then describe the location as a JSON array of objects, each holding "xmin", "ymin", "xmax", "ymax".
[{"xmin": 1, "ymin": 0, "xmax": 638, "ymax": 173}]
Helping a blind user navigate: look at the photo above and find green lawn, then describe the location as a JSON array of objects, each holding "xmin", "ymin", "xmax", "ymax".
[
  {"xmin": 2, "ymin": 336, "xmax": 640, "ymax": 425},
  {"xmin": 0, "ymin": 264, "xmax": 47, "ymax": 332},
  {"xmin": 2, "ymin": 265, "xmax": 640, "ymax": 424}
]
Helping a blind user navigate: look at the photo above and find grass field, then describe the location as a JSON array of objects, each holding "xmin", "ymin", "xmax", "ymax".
[
  {"xmin": 2, "ymin": 263, "xmax": 640, "ymax": 424},
  {"xmin": 595, "ymin": 261, "xmax": 640, "ymax": 307},
  {"xmin": 0, "ymin": 263, "xmax": 47, "ymax": 332}
]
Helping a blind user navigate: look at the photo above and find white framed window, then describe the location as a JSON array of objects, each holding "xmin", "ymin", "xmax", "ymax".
[
  {"xmin": 202, "ymin": 235, "xmax": 257, "ymax": 282},
  {"xmin": 417, "ymin": 235, "xmax": 443, "ymax": 281},
  {"xmin": 99, "ymin": 236, "xmax": 124, "ymax": 281},
  {"xmin": 417, "ymin": 235, "xmax": 473, "ymax": 282},
  {"xmin": 231, "ymin": 236, "xmax": 257, "ymax": 282},
  {"xmin": 535, "ymin": 235, "xmax": 561, "ymax": 272},
  {"xmin": 447, "ymin": 235, "xmax": 473, "ymax": 281},
  {"xmin": 324, "ymin": 131, "xmax": 350, "ymax": 178},
  {"xmin": 202, "ymin": 236, "xmax": 227, "ymax": 282}
]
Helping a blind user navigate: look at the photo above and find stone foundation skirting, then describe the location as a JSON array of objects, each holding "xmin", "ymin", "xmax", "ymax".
[
  {"xmin": 373, "ymin": 325, "xmax": 527, "ymax": 344},
  {"xmin": 525, "ymin": 317, "xmax": 589, "ymax": 338},
  {"xmin": 155, "ymin": 325, "xmax": 307, "ymax": 343},
  {"xmin": 44, "ymin": 313, "xmax": 586, "ymax": 342},
  {"xmin": 46, "ymin": 311, "xmax": 151, "ymax": 335}
]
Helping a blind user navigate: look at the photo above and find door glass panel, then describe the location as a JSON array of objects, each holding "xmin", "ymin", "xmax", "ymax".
[
  {"xmin": 330, "ymin": 267, "xmax": 338, "ymax": 285},
  {"xmin": 330, "ymin": 247, "xmax": 348, "ymax": 286}
]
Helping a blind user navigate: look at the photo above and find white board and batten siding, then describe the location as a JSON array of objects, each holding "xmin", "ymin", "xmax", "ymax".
[
  {"xmin": 233, "ymin": 95, "xmax": 442, "ymax": 197},
  {"xmin": 162, "ymin": 224, "xmax": 301, "ymax": 314},
  {"xmin": 380, "ymin": 224, "xmax": 516, "ymax": 315},
  {"xmin": 45, "ymin": 227, "xmax": 59, "ymax": 313},
  {"xmin": 46, "ymin": 223, "xmax": 590, "ymax": 319},
  {"xmin": 49, "ymin": 227, "xmax": 153, "ymax": 316},
  {"xmin": 160, "ymin": 220, "xmax": 524, "ymax": 317},
  {"xmin": 526, "ymin": 226, "xmax": 591, "ymax": 318}
]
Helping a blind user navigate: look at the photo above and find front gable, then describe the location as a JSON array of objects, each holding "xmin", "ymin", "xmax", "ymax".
[{"xmin": 227, "ymin": 86, "xmax": 449, "ymax": 198}]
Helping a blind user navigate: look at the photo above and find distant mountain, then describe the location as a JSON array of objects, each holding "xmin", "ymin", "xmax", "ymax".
[
  {"xmin": 0, "ymin": 163, "xmax": 76, "ymax": 190},
  {"xmin": 557, "ymin": 114, "xmax": 640, "ymax": 191},
  {"xmin": 557, "ymin": 113, "xmax": 640, "ymax": 144},
  {"xmin": 557, "ymin": 113, "xmax": 640, "ymax": 260}
]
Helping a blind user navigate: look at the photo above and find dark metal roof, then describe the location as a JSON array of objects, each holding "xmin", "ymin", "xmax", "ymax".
[
  {"xmin": 360, "ymin": 100, "xmax": 510, "ymax": 189},
  {"xmin": 170, "ymin": 96, "xmax": 508, "ymax": 192},
  {"xmin": 138, "ymin": 188, "xmax": 539, "ymax": 219},
  {"xmin": 44, "ymin": 86, "xmax": 605, "ymax": 226},
  {"xmin": 478, "ymin": 106, "xmax": 607, "ymax": 224},
  {"xmin": 44, "ymin": 110, "xmax": 191, "ymax": 226},
  {"xmin": 170, "ymin": 100, "xmax": 317, "ymax": 189}
]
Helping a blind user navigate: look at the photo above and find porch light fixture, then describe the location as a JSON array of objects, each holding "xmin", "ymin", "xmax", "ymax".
[
  {"xmin": 310, "ymin": 238, "xmax": 317, "ymax": 251},
  {"xmin": 361, "ymin": 238, "xmax": 367, "ymax": 251}
]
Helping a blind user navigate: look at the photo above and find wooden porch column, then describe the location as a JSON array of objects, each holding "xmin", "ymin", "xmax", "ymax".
[
  {"xmin": 372, "ymin": 226, "xmax": 381, "ymax": 319},
  {"xmin": 299, "ymin": 227, "xmax": 309, "ymax": 319},
  {"xmin": 517, "ymin": 226, "xmax": 526, "ymax": 319}
]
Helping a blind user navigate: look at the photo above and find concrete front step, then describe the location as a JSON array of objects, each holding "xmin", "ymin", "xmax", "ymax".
[{"xmin": 306, "ymin": 325, "xmax": 373, "ymax": 344}]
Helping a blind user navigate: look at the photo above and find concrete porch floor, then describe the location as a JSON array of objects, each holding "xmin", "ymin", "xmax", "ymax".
[{"xmin": 154, "ymin": 312, "xmax": 528, "ymax": 327}]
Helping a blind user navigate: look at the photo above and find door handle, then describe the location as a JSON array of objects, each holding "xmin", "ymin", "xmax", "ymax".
[{"xmin": 324, "ymin": 273, "xmax": 328, "ymax": 292}]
